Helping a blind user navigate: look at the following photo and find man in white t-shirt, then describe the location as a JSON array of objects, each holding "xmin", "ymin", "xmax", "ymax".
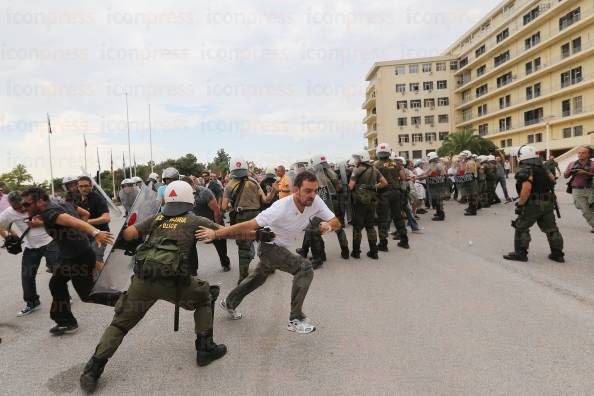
[
  {"xmin": 0, "ymin": 191, "xmax": 61, "ymax": 316},
  {"xmin": 196, "ymin": 171, "xmax": 341, "ymax": 334}
]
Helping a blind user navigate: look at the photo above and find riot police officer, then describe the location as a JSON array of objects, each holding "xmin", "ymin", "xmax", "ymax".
[
  {"xmin": 422, "ymin": 152, "xmax": 448, "ymax": 221},
  {"xmin": 374, "ymin": 143, "xmax": 409, "ymax": 250},
  {"xmin": 503, "ymin": 145, "xmax": 564, "ymax": 263},
  {"xmin": 62, "ymin": 175, "xmax": 81, "ymax": 204},
  {"xmin": 348, "ymin": 151, "xmax": 388, "ymax": 259},
  {"xmin": 80, "ymin": 181, "xmax": 227, "ymax": 393}
]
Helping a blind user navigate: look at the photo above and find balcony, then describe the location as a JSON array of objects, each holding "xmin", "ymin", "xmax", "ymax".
[
  {"xmin": 455, "ymin": 38, "xmax": 594, "ymax": 110},
  {"xmin": 366, "ymin": 79, "xmax": 376, "ymax": 94},
  {"xmin": 363, "ymin": 129, "xmax": 378, "ymax": 138},
  {"xmin": 454, "ymin": 0, "xmax": 576, "ymax": 77},
  {"xmin": 361, "ymin": 95, "xmax": 376, "ymax": 109},
  {"xmin": 455, "ymin": 71, "xmax": 594, "ymax": 127},
  {"xmin": 362, "ymin": 110, "xmax": 377, "ymax": 124}
]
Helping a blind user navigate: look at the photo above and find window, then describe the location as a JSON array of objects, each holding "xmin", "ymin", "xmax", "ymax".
[
  {"xmin": 574, "ymin": 96, "xmax": 583, "ymax": 114},
  {"xmin": 450, "ymin": 60, "xmax": 459, "ymax": 70},
  {"xmin": 497, "ymin": 72, "xmax": 512, "ymax": 88},
  {"xmin": 397, "ymin": 100, "xmax": 407, "ymax": 110},
  {"xmin": 436, "ymin": 62, "xmax": 446, "ymax": 71},
  {"xmin": 535, "ymin": 133, "xmax": 542, "ymax": 143},
  {"xmin": 534, "ymin": 57, "xmax": 541, "ymax": 72},
  {"xmin": 409, "ymin": 64, "xmax": 418, "ymax": 73},
  {"xmin": 526, "ymin": 83, "xmax": 541, "ymax": 100},
  {"xmin": 524, "ymin": 108, "xmax": 543, "ymax": 126},
  {"xmin": 398, "ymin": 117, "xmax": 407, "ymax": 127},
  {"xmin": 438, "ymin": 97, "xmax": 449, "ymax": 106},
  {"xmin": 494, "ymin": 50, "xmax": 510, "ymax": 67},
  {"xmin": 525, "ymin": 61, "xmax": 533, "ymax": 75},
  {"xmin": 437, "ymin": 80, "xmax": 447, "ymax": 89},
  {"xmin": 439, "ymin": 132, "xmax": 449, "ymax": 141},
  {"xmin": 398, "ymin": 134, "xmax": 409, "ymax": 143},
  {"xmin": 399, "ymin": 151, "xmax": 409, "ymax": 158},
  {"xmin": 496, "ymin": 28, "xmax": 509, "ymax": 43},
  {"xmin": 562, "ymin": 99, "xmax": 571, "ymax": 117},
  {"xmin": 424, "ymin": 98, "xmax": 435, "ymax": 108},
  {"xmin": 563, "ymin": 127, "xmax": 572, "ymax": 138},
  {"xmin": 423, "ymin": 81, "xmax": 434, "ymax": 91},
  {"xmin": 410, "ymin": 83, "xmax": 420, "ymax": 92},
  {"xmin": 462, "ymin": 90, "xmax": 472, "ymax": 102},
  {"xmin": 527, "ymin": 134, "xmax": 534, "ymax": 143},
  {"xmin": 425, "ymin": 115, "xmax": 435, "ymax": 125},
  {"xmin": 459, "ymin": 57, "xmax": 468, "ymax": 68},
  {"xmin": 478, "ymin": 103, "xmax": 487, "ymax": 117},
  {"xmin": 574, "ymin": 125, "xmax": 583, "ymax": 136},
  {"xmin": 438, "ymin": 114, "xmax": 449, "ymax": 123},
  {"xmin": 475, "ymin": 45, "xmax": 486, "ymax": 58},
  {"xmin": 478, "ymin": 124, "xmax": 489, "ymax": 136},
  {"xmin": 476, "ymin": 84, "xmax": 488, "ymax": 98},
  {"xmin": 499, "ymin": 95, "xmax": 511, "ymax": 109},
  {"xmin": 412, "ymin": 150, "xmax": 423, "ymax": 159},
  {"xmin": 411, "ymin": 116, "xmax": 421, "ymax": 126},
  {"xmin": 499, "ymin": 117, "xmax": 512, "ymax": 131},
  {"xmin": 559, "ymin": 8, "xmax": 580, "ymax": 31},
  {"xmin": 501, "ymin": 140, "xmax": 506, "ymax": 148},
  {"xmin": 534, "ymin": 83, "xmax": 541, "ymax": 98},
  {"xmin": 425, "ymin": 132, "xmax": 437, "ymax": 142},
  {"xmin": 463, "ymin": 108, "xmax": 472, "ymax": 122},
  {"xmin": 572, "ymin": 37, "xmax": 581, "ymax": 53},
  {"xmin": 396, "ymin": 84, "xmax": 406, "ymax": 93},
  {"xmin": 412, "ymin": 133, "xmax": 423, "ymax": 142},
  {"xmin": 525, "ymin": 32, "xmax": 540, "ymax": 50},
  {"xmin": 507, "ymin": 138, "xmax": 512, "ymax": 146},
  {"xmin": 523, "ymin": 6, "xmax": 540, "ymax": 25},
  {"xmin": 561, "ymin": 66, "xmax": 582, "ymax": 87},
  {"xmin": 477, "ymin": 65, "xmax": 486, "ymax": 77},
  {"xmin": 422, "ymin": 63, "xmax": 432, "ymax": 73},
  {"xmin": 561, "ymin": 43, "xmax": 571, "ymax": 59},
  {"xmin": 411, "ymin": 100, "xmax": 421, "ymax": 109},
  {"xmin": 395, "ymin": 65, "xmax": 405, "ymax": 75}
]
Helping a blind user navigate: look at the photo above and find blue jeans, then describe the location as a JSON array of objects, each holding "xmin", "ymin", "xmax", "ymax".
[
  {"xmin": 404, "ymin": 202, "xmax": 419, "ymax": 231},
  {"xmin": 497, "ymin": 176, "xmax": 510, "ymax": 200},
  {"xmin": 22, "ymin": 241, "xmax": 61, "ymax": 306}
]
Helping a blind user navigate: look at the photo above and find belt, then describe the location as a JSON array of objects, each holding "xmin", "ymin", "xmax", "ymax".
[
  {"xmin": 235, "ymin": 208, "xmax": 260, "ymax": 214},
  {"xmin": 529, "ymin": 193, "xmax": 553, "ymax": 201}
]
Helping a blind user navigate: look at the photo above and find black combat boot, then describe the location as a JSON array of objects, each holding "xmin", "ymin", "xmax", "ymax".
[
  {"xmin": 311, "ymin": 258, "xmax": 323, "ymax": 269},
  {"xmin": 464, "ymin": 208, "xmax": 477, "ymax": 216},
  {"xmin": 502, "ymin": 251, "xmax": 528, "ymax": 262},
  {"xmin": 350, "ymin": 243, "xmax": 361, "ymax": 259},
  {"xmin": 80, "ymin": 356, "xmax": 108, "ymax": 394},
  {"xmin": 196, "ymin": 330, "xmax": 227, "ymax": 366},
  {"xmin": 295, "ymin": 248, "xmax": 308, "ymax": 258},
  {"xmin": 548, "ymin": 250, "xmax": 565, "ymax": 263},
  {"xmin": 220, "ymin": 256, "xmax": 231, "ymax": 272},
  {"xmin": 341, "ymin": 246, "xmax": 350, "ymax": 260},
  {"xmin": 377, "ymin": 239, "xmax": 389, "ymax": 252},
  {"xmin": 366, "ymin": 245, "xmax": 379, "ymax": 259}
]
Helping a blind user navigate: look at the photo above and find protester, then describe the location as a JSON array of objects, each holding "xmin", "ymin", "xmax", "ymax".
[
  {"xmin": 563, "ymin": 146, "xmax": 594, "ymax": 232},
  {"xmin": 275, "ymin": 165, "xmax": 291, "ymax": 199},
  {"xmin": 495, "ymin": 155, "xmax": 512, "ymax": 203}
]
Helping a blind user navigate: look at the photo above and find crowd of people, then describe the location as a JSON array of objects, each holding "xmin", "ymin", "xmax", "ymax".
[{"xmin": 0, "ymin": 143, "xmax": 592, "ymax": 393}]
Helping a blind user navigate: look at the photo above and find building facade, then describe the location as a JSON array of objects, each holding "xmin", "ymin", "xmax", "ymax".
[{"xmin": 364, "ymin": 0, "xmax": 594, "ymax": 158}]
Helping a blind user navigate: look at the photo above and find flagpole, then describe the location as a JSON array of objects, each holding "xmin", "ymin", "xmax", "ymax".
[
  {"xmin": 133, "ymin": 154, "xmax": 137, "ymax": 177},
  {"xmin": 97, "ymin": 146, "xmax": 102, "ymax": 188},
  {"xmin": 83, "ymin": 134, "xmax": 88, "ymax": 173},
  {"xmin": 111, "ymin": 149, "xmax": 116, "ymax": 199},
  {"xmin": 125, "ymin": 92, "xmax": 132, "ymax": 179},
  {"xmin": 148, "ymin": 103, "xmax": 154, "ymax": 173},
  {"xmin": 47, "ymin": 114, "xmax": 55, "ymax": 197}
]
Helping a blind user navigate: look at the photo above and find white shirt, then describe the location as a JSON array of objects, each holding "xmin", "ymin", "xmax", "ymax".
[
  {"xmin": 0, "ymin": 207, "xmax": 53, "ymax": 249},
  {"xmin": 255, "ymin": 195, "xmax": 335, "ymax": 249}
]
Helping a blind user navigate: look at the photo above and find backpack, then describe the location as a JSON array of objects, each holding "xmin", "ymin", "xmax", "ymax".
[{"xmin": 352, "ymin": 166, "xmax": 377, "ymax": 205}]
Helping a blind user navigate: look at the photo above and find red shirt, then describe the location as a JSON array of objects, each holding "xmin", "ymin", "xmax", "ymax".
[{"xmin": 565, "ymin": 160, "xmax": 594, "ymax": 188}]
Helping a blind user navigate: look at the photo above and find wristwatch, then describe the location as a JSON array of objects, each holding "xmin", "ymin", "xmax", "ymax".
[{"xmin": 91, "ymin": 229, "xmax": 100, "ymax": 238}]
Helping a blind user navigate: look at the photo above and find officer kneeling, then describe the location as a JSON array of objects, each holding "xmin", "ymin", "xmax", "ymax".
[{"xmin": 80, "ymin": 181, "xmax": 227, "ymax": 393}]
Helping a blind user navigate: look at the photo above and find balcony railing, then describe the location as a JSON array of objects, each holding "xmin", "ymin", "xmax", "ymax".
[{"xmin": 455, "ymin": 5, "xmax": 593, "ymax": 85}]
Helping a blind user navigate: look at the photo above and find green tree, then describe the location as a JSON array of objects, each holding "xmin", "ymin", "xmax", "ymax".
[
  {"xmin": 208, "ymin": 149, "xmax": 231, "ymax": 175},
  {"xmin": 437, "ymin": 130, "xmax": 498, "ymax": 157},
  {"xmin": 0, "ymin": 164, "xmax": 33, "ymax": 191}
]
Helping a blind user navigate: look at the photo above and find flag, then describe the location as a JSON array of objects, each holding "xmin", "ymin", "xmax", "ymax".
[
  {"xmin": 122, "ymin": 152, "xmax": 126, "ymax": 177},
  {"xmin": 47, "ymin": 114, "xmax": 52, "ymax": 134},
  {"xmin": 97, "ymin": 147, "xmax": 101, "ymax": 173},
  {"xmin": 84, "ymin": 134, "xmax": 87, "ymax": 147},
  {"xmin": 110, "ymin": 150, "xmax": 114, "ymax": 173}
]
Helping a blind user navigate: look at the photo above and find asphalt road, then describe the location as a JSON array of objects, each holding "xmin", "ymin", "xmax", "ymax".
[{"xmin": 1, "ymin": 179, "xmax": 594, "ymax": 395}]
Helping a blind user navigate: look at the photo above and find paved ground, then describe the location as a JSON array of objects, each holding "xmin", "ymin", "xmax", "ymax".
[{"xmin": 1, "ymin": 178, "xmax": 594, "ymax": 395}]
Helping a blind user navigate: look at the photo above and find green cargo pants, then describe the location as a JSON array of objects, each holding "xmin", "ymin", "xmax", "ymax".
[
  {"xmin": 231, "ymin": 210, "xmax": 259, "ymax": 284},
  {"xmin": 226, "ymin": 242, "xmax": 313, "ymax": 321},
  {"xmin": 377, "ymin": 189, "xmax": 407, "ymax": 242},
  {"xmin": 351, "ymin": 201, "xmax": 378, "ymax": 253},
  {"xmin": 93, "ymin": 276, "xmax": 212, "ymax": 360},
  {"xmin": 514, "ymin": 199, "xmax": 564, "ymax": 255}
]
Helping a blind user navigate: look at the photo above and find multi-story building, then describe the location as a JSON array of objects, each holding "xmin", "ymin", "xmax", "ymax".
[
  {"xmin": 364, "ymin": 0, "xmax": 594, "ymax": 159},
  {"xmin": 363, "ymin": 57, "xmax": 456, "ymax": 160}
]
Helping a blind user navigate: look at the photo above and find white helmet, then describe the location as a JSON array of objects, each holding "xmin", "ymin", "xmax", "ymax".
[
  {"xmin": 264, "ymin": 167, "xmax": 276, "ymax": 177},
  {"xmin": 487, "ymin": 155, "xmax": 496, "ymax": 162},
  {"xmin": 62, "ymin": 175, "xmax": 79, "ymax": 185},
  {"xmin": 375, "ymin": 142, "xmax": 391, "ymax": 159},
  {"xmin": 347, "ymin": 158, "xmax": 355, "ymax": 167},
  {"xmin": 121, "ymin": 178, "xmax": 132, "ymax": 186},
  {"xmin": 352, "ymin": 151, "xmax": 371, "ymax": 164},
  {"xmin": 390, "ymin": 152, "xmax": 397, "ymax": 160},
  {"xmin": 148, "ymin": 172, "xmax": 159, "ymax": 181},
  {"xmin": 162, "ymin": 180, "xmax": 195, "ymax": 217},
  {"xmin": 230, "ymin": 158, "xmax": 248, "ymax": 178},
  {"xmin": 131, "ymin": 176, "xmax": 143, "ymax": 184},
  {"xmin": 396, "ymin": 156, "xmax": 406, "ymax": 163},
  {"xmin": 459, "ymin": 150, "xmax": 472, "ymax": 158},
  {"xmin": 517, "ymin": 145, "xmax": 538, "ymax": 162},
  {"xmin": 310, "ymin": 154, "xmax": 328, "ymax": 167},
  {"xmin": 427, "ymin": 152, "xmax": 439, "ymax": 162},
  {"xmin": 162, "ymin": 167, "xmax": 180, "ymax": 181}
]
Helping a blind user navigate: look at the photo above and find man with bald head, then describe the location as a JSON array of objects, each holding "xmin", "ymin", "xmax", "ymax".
[{"xmin": 564, "ymin": 146, "xmax": 594, "ymax": 232}]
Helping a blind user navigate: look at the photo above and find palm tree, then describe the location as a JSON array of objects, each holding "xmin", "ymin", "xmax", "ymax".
[{"xmin": 437, "ymin": 130, "xmax": 498, "ymax": 157}]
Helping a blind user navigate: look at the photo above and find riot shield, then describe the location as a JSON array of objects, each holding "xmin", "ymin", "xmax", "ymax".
[
  {"xmin": 80, "ymin": 167, "xmax": 122, "ymax": 216},
  {"xmin": 91, "ymin": 181, "xmax": 161, "ymax": 295},
  {"xmin": 338, "ymin": 162, "xmax": 352, "ymax": 223},
  {"xmin": 311, "ymin": 164, "xmax": 333, "ymax": 211}
]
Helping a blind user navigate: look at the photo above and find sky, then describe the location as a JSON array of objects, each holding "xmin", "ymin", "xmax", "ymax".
[{"xmin": 0, "ymin": 0, "xmax": 496, "ymax": 182}]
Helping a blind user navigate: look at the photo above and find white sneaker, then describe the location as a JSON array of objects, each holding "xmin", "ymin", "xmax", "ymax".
[
  {"xmin": 17, "ymin": 303, "xmax": 40, "ymax": 317},
  {"xmin": 287, "ymin": 318, "xmax": 316, "ymax": 334},
  {"xmin": 219, "ymin": 299, "xmax": 242, "ymax": 320}
]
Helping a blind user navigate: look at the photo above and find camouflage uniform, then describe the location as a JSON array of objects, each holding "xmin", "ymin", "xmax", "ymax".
[
  {"xmin": 375, "ymin": 159, "xmax": 408, "ymax": 249},
  {"xmin": 350, "ymin": 164, "xmax": 381, "ymax": 257}
]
